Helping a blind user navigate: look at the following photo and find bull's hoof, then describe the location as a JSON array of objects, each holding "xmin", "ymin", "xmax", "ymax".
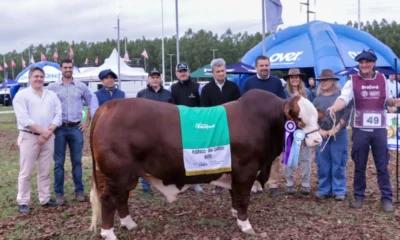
[
  {"xmin": 243, "ymin": 228, "xmax": 256, "ymax": 235},
  {"xmin": 120, "ymin": 215, "xmax": 138, "ymax": 230},
  {"xmin": 101, "ymin": 228, "xmax": 117, "ymax": 240},
  {"xmin": 231, "ymin": 208, "xmax": 238, "ymax": 218},
  {"xmin": 237, "ymin": 219, "xmax": 255, "ymax": 235}
]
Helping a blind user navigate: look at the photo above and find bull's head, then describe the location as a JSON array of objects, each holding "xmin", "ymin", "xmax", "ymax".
[{"xmin": 284, "ymin": 95, "xmax": 324, "ymax": 147}]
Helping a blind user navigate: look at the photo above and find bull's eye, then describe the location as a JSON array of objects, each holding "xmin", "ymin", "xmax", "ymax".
[{"xmin": 298, "ymin": 121, "xmax": 306, "ymax": 129}]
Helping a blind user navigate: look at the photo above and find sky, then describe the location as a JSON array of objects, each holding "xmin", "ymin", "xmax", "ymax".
[{"xmin": 1, "ymin": 0, "xmax": 399, "ymax": 54}]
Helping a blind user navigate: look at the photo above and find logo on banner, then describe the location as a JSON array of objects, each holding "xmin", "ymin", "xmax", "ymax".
[
  {"xmin": 270, "ymin": 51, "xmax": 303, "ymax": 64},
  {"xmin": 361, "ymin": 91, "xmax": 368, "ymax": 97},
  {"xmin": 348, "ymin": 51, "xmax": 362, "ymax": 59}
]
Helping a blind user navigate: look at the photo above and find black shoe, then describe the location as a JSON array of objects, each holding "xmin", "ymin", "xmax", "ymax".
[
  {"xmin": 382, "ymin": 201, "xmax": 394, "ymax": 212},
  {"xmin": 19, "ymin": 204, "xmax": 30, "ymax": 213},
  {"xmin": 269, "ymin": 188, "xmax": 280, "ymax": 197},
  {"xmin": 350, "ymin": 198, "xmax": 363, "ymax": 209},
  {"xmin": 42, "ymin": 199, "xmax": 62, "ymax": 207}
]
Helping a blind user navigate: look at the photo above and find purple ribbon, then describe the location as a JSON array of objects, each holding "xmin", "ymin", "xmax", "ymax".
[{"xmin": 282, "ymin": 120, "xmax": 296, "ymax": 165}]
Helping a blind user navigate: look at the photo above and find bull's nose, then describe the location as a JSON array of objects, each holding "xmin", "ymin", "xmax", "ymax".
[{"xmin": 314, "ymin": 139, "xmax": 322, "ymax": 145}]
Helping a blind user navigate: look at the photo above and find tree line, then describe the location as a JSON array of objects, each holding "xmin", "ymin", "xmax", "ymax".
[{"xmin": 0, "ymin": 19, "xmax": 399, "ymax": 82}]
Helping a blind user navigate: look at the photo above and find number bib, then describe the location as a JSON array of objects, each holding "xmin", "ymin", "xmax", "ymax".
[{"xmin": 353, "ymin": 110, "xmax": 386, "ymax": 128}]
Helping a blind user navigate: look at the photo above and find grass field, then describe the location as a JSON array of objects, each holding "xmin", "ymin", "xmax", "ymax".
[{"xmin": 0, "ymin": 114, "xmax": 399, "ymax": 239}]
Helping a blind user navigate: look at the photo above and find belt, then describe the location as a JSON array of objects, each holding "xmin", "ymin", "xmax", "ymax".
[
  {"xmin": 22, "ymin": 130, "xmax": 40, "ymax": 136},
  {"xmin": 61, "ymin": 121, "xmax": 81, "ymax": 127}
]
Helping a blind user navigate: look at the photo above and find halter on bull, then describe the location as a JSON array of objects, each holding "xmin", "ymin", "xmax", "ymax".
[{"xmin": 89, "ymin": 89, "xmax": 323, "ymax": 240}]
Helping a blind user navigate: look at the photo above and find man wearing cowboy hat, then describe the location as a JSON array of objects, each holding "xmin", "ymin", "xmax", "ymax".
[
  {"xmin": 328, "ymin": 49, "xmax": 400, "ymax": 212},
  {"xmin": 90, "ymin": 69, "xmax": 126, "ymax": 119}
]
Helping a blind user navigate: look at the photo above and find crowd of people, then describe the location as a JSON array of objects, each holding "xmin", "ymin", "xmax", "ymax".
[{"xmin": 12, "ymin": 49, "xmax": 397, "ymax": 214}]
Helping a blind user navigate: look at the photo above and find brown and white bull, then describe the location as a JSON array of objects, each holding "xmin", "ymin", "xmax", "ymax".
[{"xmin": 89, "ymin": 89, "xmax": 323, "ymax": 240}]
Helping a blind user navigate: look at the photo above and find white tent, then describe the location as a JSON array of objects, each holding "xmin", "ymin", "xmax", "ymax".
[{"xmin": 74, "ymin": 49, "xmax": 148, "ymax": 82}]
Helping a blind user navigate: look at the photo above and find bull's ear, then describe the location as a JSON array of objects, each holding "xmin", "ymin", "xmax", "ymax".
[
  {"xmin": 284, "ymin": 96, "xmax": 300, "ymax": 120},
  {"xmin": 317, "ymin": 109, "xmax": 325, "ymax": 120}
]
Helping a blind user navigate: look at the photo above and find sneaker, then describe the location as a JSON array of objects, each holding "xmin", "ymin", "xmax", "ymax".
[
  {"xmin": 335, "ymin": 195, "xmax": 345, "ymax": 201},
  {"xmin": 18, "ymin": 204, "xmax": 30, "ymax": 213},
  {"xmin": 269, "ymin": 188, "xmax": 280, "ymax": 197},
  {"xmin": 193, "ymin": 184, "xmax": 204, "ymax": 193},
  {"xmin": 301, "ymin": 187, "xmax": 310, "ymax": 195},
  {"xmin": 75, "ymin": 193, "xmax": 86, "ymax": 202},
  {"xmin": 350, "ymin": 198, "xmax": 363, "ymax": 209},
  {"xmin": 42, "ymin": 199, "xmax": 62, "ymax": 207},
  {"xmin": 382, "ymin": 201, "xmax": 394, "ymax": 212},
  {"xmin": 286, "ymin": 186, "xmax": 295, "ymax": 195},
  {"xmin": 55, "ymin": 195, "xmax": 65, "ymax": 206},
  {"xmin": 316, "ymin": 194, "xmax": 327, "ymax": 200},
  {"xmin": 212, "ymin": 186, "xmax": 224, "ymax": 195}
]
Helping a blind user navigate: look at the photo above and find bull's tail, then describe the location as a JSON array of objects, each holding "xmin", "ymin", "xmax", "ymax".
[{"xmin": 89, "ymin": 105, "xmax": 108, "ymax": 232}]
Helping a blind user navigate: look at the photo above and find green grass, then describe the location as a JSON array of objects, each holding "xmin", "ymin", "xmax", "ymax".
[
  {"xmin": 0, "ymin": 113, "xmax": 15, "ymax": 122},
  {"xmin": 0, "ymin": 106, "xmax": 13, "ymax": 112}
]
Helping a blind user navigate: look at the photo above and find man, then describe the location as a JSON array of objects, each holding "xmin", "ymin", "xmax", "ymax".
[
  {"xmin": 200, "ymin": 58, "xmax": 241, "ymax": 107},
  {"xmin": 13, "ymin": 67, "xmax": 62, "ymax": 213},
  {"xmin": 90, "ymin": 69, "xmax": 125, "ymax": 119},
  {"xmin": 136, "ymin": 68, "xmax": 174, "ymax": 194},
  {"xmin": 137, "ymin": 68, "xmax": 174, "ymax": 103},
  {"xmin": 328, "ymin": 49, "xmax": 399, "ymax": 212},
  {"xmin": 242, "ymin": 55, "xmax": 286, "ymax": 197},
  {"xmin": 47, "ymin": 59, "xmax": 92, "ymax": 205},
  {"xmin": 170, "ymin": 62, "xmax": 204, "ymax": 193},
  {"xmin": 200, "ymin": 58, "xmax": 241, "ymax": 194}
]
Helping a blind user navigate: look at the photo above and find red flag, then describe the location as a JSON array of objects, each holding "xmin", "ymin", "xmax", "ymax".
[
  {"xmin": 141, "ymin": 49, "xmax": 148, "ymax": 59},
  {"xmin": 41, "ymin": 52, "xmax": 47, "ymax": 61},
  {"xmin": 11, "ymin": 59, "xmax": 16, "ymax": 68},
  {"xmin": 95, "ymin": 56, "xmax": 98, "ymax": 65},
  {"xmin": 53, "ymin": 51, "xmax": 58, "ymax": 62},
  {"xmin": 4, "ymin": 62, "xmax": 8, "ymax": 69},
  {"xmin": 84, "ymin": 58, "xmax": 88, "ymax": 64},
  {"xmin": 21, "ymin": 57, "xmax": 26, "ymax": 69},
  {"xmin": 69, "ymin": 46, "xmax": 74, "ymax": 59},
  {"xmin": 0, "ymin": 65, "xmax": 3, "ymax": 71},
  {"xmin": 30, "ymin": 55, "xmax": 35, "ymax": 64}
]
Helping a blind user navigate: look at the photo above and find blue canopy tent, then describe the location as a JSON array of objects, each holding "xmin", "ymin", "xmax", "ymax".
[
  {"xmin": 237, "ymin": 20, "xmax": 399, "ymax": 89},
  {"xmin": 1, "ymin": 79, "xmax": 20, "ymax": 88}
]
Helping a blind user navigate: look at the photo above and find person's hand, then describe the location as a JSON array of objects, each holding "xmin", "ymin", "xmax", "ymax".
[
  {"xmin": 327, "ymin": 128, "xmax": 338, "ymax": 137},
  {"xmin": 319, "ymin": 129, "xmax": 329, "ymax": 139},
  {"xmin": 48, "ymin": 124, "xmax": 57, "ymax": 132},
  {"xmin": 37, "ymin": 135, "xmax": 47, "ymax": 145},
  {"xmin": 388, "ymin": 106, "xmax": 397, "ymax": 113},
  {"xmin": 78, "ymin": 121, "xmax": 89, "ymax": 132},
  {"xmin": 327, "ymin": 106, "xmax": 337, "ymax": 119},
  {"xmin": 40, "ymin": 128, "xmax": 53, "ymax": 140}
]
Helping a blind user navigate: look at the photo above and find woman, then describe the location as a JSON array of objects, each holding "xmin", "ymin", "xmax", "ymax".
[
  {"xmin": 313, "ymin": 69, "xmax": 351, "ymax": 200},
  {"xmin": 283, "ymin": 68, "xmax": 313, "ymax": 195}
]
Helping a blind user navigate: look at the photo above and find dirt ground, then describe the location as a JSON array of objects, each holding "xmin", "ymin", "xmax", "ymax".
[{"xmin": 0, "ymin": 119, "xmax": 399, "ymax": 239}]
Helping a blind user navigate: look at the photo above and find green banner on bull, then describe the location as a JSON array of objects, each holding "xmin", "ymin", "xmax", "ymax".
[{"xmin": 177, "ymin": 105, "xmax": 232, "ymax": 176}]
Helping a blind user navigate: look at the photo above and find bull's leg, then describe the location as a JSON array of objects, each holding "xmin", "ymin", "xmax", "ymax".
[
  {"xmin": 229, "ymin": 190, "xmax": 238, "ymax": 218},
  {"xmin": 231, "ymin": 181, "xmax": 255, "ymax": 235},
  {"xmin": 100, "ymin": 184, "xmax": 118, "ymax": 240},
  {"xmin": 117, "ymin": 185, "xmax": 138, "ymax": 230}
]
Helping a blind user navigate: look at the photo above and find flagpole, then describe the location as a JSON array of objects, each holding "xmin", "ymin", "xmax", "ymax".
[
  {"xmin": 175, "ymin": 0, "xmax": 180, "ymax": 63},
  {"xmin": 117, "ymin": 7, "xmax": 121, "ymax": 88},
  {"xmin": 144, "ymin": 57, "xmax": 147, "ymax": 71},
  {"xmin": 357, "ymin": 0, "xmax": 361, "ymax": 30},
  {"xmin": 3, "ymin": 55, "xmax": 5, "ymax": 82},
  {"xmin": 161, "ymin": 0, "xmax": 166, "ymax": 85},
  {"xmin": 262, "ymin": 0, "xmax": 267, "ymax": 56}
]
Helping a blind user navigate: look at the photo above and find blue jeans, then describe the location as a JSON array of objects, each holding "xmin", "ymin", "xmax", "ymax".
[
  {"xmin": 315, "ymin": 129, "xmax": 348, "ymax": 196},
  {"xmin": 140, "ymin": 178, "xmax": 151, "ymax": 191},
  {"xmin": 53, "ymin": 126, "xmax": 84, "ymax": 196}
]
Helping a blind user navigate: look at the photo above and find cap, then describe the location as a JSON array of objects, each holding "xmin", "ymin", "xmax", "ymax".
[
  {"xmin": 176, "ymin": 62, "xmax": 189, "ymax": 71},
  {"xmin": 98, "ymin": 69, "xmax": 118, "ymax": 80},
  {"xmin": 149, "ymin": 68, "xmax": 161, "ymax": 76},
  {"xmin": 354, "ymin": 49, "xmax": 377, "ymax": 62}
]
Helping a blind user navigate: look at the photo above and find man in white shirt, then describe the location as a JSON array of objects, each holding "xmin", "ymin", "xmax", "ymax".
[{"xmin": 13, "ymin": 67, "xmax": 63, "ymax": 213}]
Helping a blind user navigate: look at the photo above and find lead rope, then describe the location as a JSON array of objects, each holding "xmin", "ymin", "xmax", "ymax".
[{"xmin": 320, "ymin": 112, "xmax": 337, "ymax": 152}]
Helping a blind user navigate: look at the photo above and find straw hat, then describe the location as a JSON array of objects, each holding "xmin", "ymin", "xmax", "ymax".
[{"xmin": 283, "ymin": 68, "xmax": 307, "ymax": 81}]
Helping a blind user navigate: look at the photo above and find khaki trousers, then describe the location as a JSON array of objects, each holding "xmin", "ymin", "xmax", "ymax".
[
  {"xmin": 17, "ymin": 131, "xmax": 54, "ymax": 206},
  {"xmin": 267, "ymin": 156, "xmax": 281, "ymax": 189}
]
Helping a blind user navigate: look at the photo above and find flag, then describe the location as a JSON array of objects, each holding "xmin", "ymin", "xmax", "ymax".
[
  {"xmin": 41, "ymin": 52, "xmax": 47, "ymax": 61},
  {"xmin": 53, "ymin": 51, "xmax": 58, "ymax": 62},
  {"xmin": 21, "ymin": 57, "xmax": 26, "ymax": 69},
  {"xmin": 84, "ymin": 58, "xmax": 89, "ymax": 64},
  {"xmin": 141, "ymin": 49, "xmax": 148, "ymax": 59},
  {"xmin": 0, "ymin": 65, "xmax": 3, "ymax": 71},
  {"xmin": 11, "ymin": 59, "xmax": 16, "ymax": 68},
  {"xmin": 265, "ymin": 0, "xmax": 284, "ymax": 33},
  {"xmin": 124, "ymin": 51, "xmax": 130, "ymax": 61},
  {"xmin": 4, "ymin": 62, "xmax": 8, "ymax": 69},
  {"xmin": 95, "ymin": 56, "xmax": 98, "ymax": 65},
  {"xmin": 69, "ymin": 46, "xmax": 74, "ymax": 59},
  {"xmin": 30, "ymin": 55, "xmax": 35, "ymax": 64}
]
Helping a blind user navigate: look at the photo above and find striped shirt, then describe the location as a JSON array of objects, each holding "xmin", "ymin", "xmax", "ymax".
[{"xmin": 47, "ymin": 79, "xmax": 92, "ymax": 123}]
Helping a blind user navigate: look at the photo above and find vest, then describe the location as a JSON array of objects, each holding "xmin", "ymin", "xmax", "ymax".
[
  {"xmin": 352, "ymin": 73, "xmax": 386, "ymax": 128},
  {"xmin": 95, "ymin": 88, "xmax": 125, "ymax": 106}
]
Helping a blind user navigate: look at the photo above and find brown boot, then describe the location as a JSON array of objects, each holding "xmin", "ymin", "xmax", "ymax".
[
  {"xmin": 55, "ymin": 195, "xmax": 65, "ymax": 205},
  {"xmin": 75, "ymin": 193, "xmax": 86, "ymax": 202}
]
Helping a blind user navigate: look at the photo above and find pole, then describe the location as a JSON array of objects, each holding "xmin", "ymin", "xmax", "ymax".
[
  {"xmin": 3, "ymin": 55, "xmax": 5, "ymax": 82},
  {"xmin": 357, "ymin": 0, "xmax": 361, "ymax": 30},
  {"xmin": 395, "ymin": 57, "xmax": 399, "ymax": 203},
  {"xmin": 210, "ymin": 49, "xmax": 218, "ymax": 60},
  {"xmin": 28, "ymin": 47, "xmax": 31, "ymax": 64},
  {"xmin": 161, "ymin": 0, "xmax": 166, "ymax": 85},
  {"xmin": 175, "ymin": 0, "xmax": 180, "ymax": 63},
  {"xmin": 168, "ymin": 54, "xmax": 175, "ymax": 82},
  {"xmin": 262, "ymin": 0, "xmax": 266, "ymax": 56},
  {"xmin": 144, "ymin": 57, "xmax": 147, "ymax": 71},
  {"xmin": 307, "ymin": 0, "xmax": 309, "ymax": 22},
  {"xmin": 117, "ymin": 11, "xmax": 121, "ymax": 89}
]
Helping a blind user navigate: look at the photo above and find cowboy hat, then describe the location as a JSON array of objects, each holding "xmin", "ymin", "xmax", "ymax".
[
  {"xmin": 315, "ymin": 69, "xmax": 339, "ymax": 81},
  {"xmin": 283, "ymin": 68, "xmax": 307, "ymax": 81}
]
